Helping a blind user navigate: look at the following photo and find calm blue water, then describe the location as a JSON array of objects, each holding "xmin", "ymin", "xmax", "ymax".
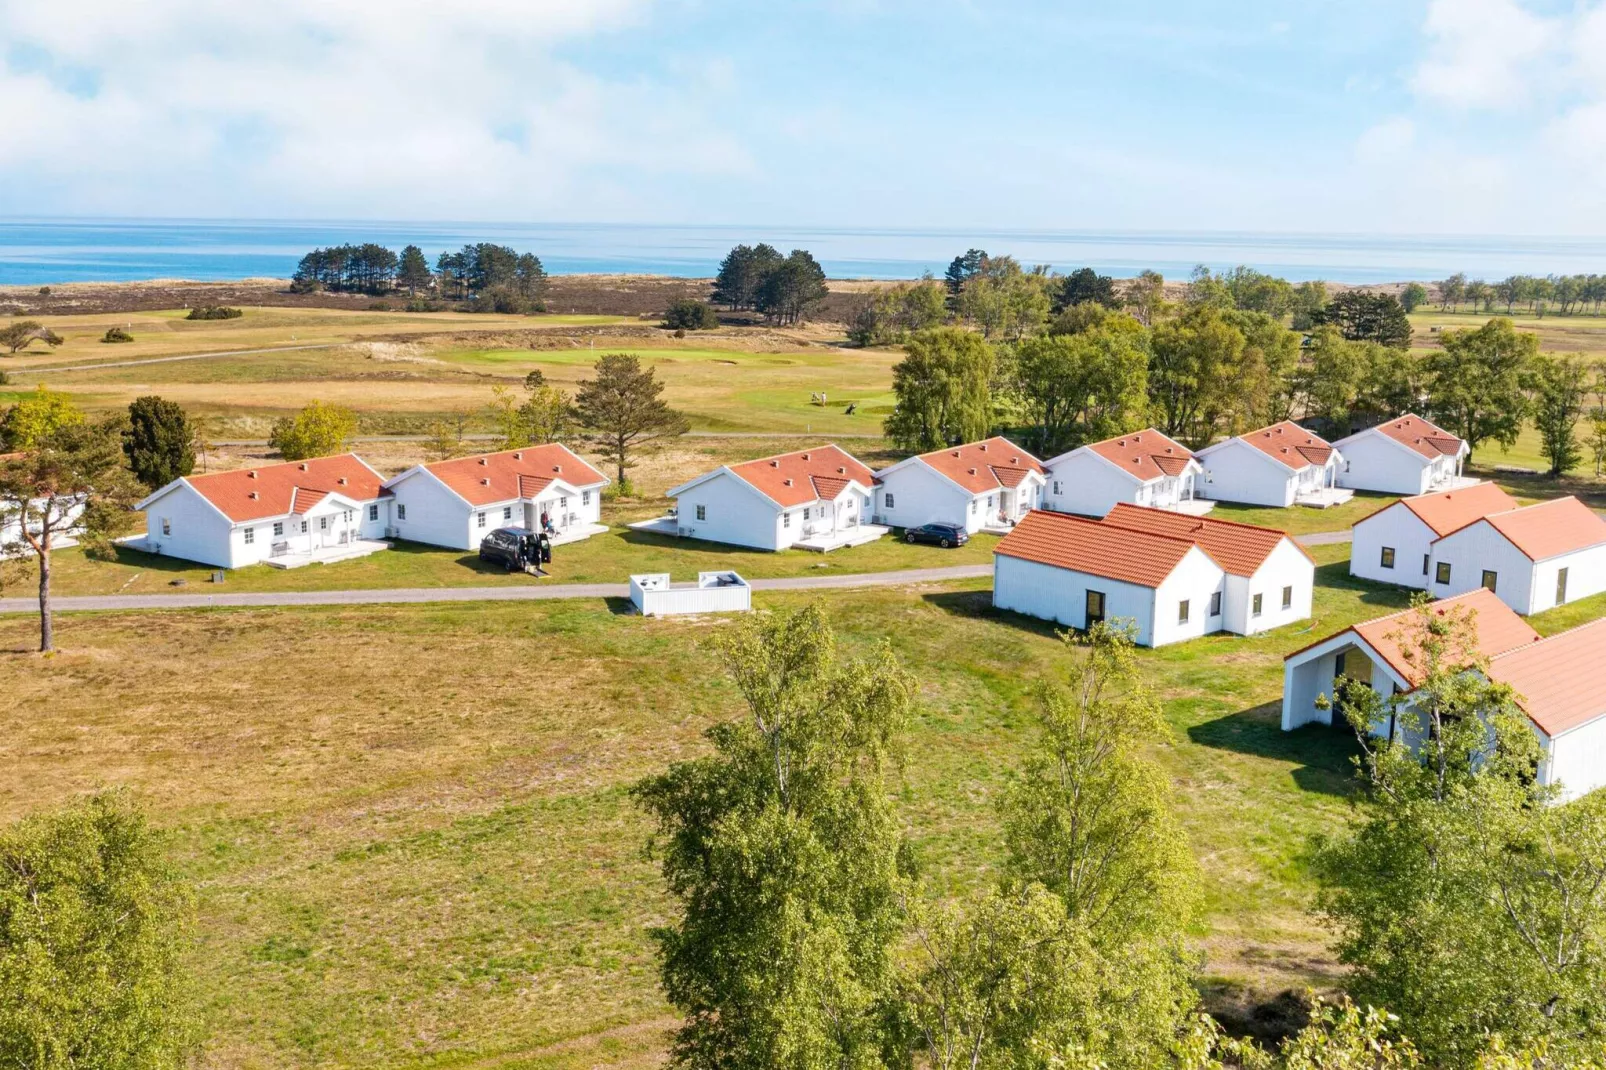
[{"xmin": 1, "ymin": 219, "xmax": 1603, "ymax": 285}]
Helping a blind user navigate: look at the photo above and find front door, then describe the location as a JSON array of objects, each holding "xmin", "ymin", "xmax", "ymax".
[{"xmin": 1085, "ymin": 589, "xmax": 1106, "ymax": 627}]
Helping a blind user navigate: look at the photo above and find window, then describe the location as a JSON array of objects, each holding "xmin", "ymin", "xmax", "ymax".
[
  {"xmin": 1436, "ymin": 561, "xmax": 1452, "ymax": 585},
  {"xmin": 1482, "ymin": 570, "xmax": 1498, "ymax": 593},
  {"xmin": 273, "ymin": 522, "xmax": 284, "ymax": 537},
  {"xmin": 987, "ymin": 494, "xmax": 995, "ymax": 508},
  {"xmin": 243, "ymin": 527, "xmax": 255, "ymax": 545},
  {"xmin": 1085, "ymin": 589, "xmax": 1106, "ymax": 626},
  {"xmin": 803, "ymin": 507, "xmax": 811, "ymax": 521},
  {"xmin": 1380, "ymin": 546, "xmax": 1396, "ymax": 569},
  {"xmin": 319, "ymin": 516, "xmax": 329, "ymax": 531},
  {"xmin": 397, "ymin": 504, "xmax": 407, "ymax": 521},
  {"xmin": 560, "ymin": 496, "xmax": 568, "ymax": 508},
  {"xmin": 783, "ymin": 512, "xmax": 792, "ymax": 528},
  {"xmin": 477, "ymin": 511, "xmax": 486, "ymax": 528},
  {"xmin": 300, "ymin": 521, "xmax": 308, "ymax": 533},
  {"xmin": 1178, "ymin": 599, "xmax": 1190, "ymax": 624},
  {"xmin": 969, "ymin": 500, "xmax": 977, "ymax": 514},
  {"xmin": 582, "ymin": 491, "xmax": 591, "ymax": 506},
  {"xmin": 695, "ymin": 504, "xmax": 706, "ymax": 521},
  {"xmin": 369, "ymin": 504, "xmax": 379, "ymax": 521},
  {"xmin": 1558, "ymin": 567, "xmax": 1570, "ymax": 605},
  {"xmin": 1252, "ymin": 593, "xmax": 1263, "ymax": 617},
  {"xmin": 343, "ymin": 510, "xmax": 353, "ymax": 523},
  {"xmin": 1209, "ymin": 591, "xmax": 1222, "ymax": 617},
  {"xmin": 883, "ymin": 493, "xmax": 895, "ymax": 509},
  {"xmin": 1423, "ymin": 554, "xmax": 1430, "ymax": 576},
  {"xmin": 1282, "ymin": 585, "xmax": 1293, "ymax": 609},
  {"xmin": 503, "ymin": 506, "xmax": 513, "ymax": 521},
  {"xmin": 1052, "ymin": 481, "xmax": 1062, "ymax": 495},
  {"xmin": 160, "ymin": 517, "xmax": 171, "ymax": 537}
]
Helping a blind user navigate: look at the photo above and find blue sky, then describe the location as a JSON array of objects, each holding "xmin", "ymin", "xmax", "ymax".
[{"xmin": 2, "ymin": 0, "xmax": 1603, "ymax": 233}]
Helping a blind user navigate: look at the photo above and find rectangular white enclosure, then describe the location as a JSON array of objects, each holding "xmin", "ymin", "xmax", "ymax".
[{"xmin": 630, "ymin": 571, "xmax": 752, "ymax": 616}]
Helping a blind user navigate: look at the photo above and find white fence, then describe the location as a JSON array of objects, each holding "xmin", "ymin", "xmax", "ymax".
[{"xmin": 629, "ymin": 571, "xmax": 752, "ymax": 617}]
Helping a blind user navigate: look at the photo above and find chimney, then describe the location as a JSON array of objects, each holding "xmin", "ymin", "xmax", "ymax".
[
  {"xmin": 837, "ymin": 466, "xmax": 846, "ymax": 474},
  {"xmin": 968, "ymin": 467, "xmax": 977, "ymax": 475},
  {"xmin": 247, "ymin": 470, "xmax": 257, "ymax": 479},
  {"xmin": 481, "ymin": 478, "xmax": 491, "ymax": 486},
  {"xmin": 299, "ymin": 463, "xmax": 308, "ymax": 471},
  {"xmin": 801, "ymin": 453, "xmax": 810, "ymax": 460},
  {"xmin": 784, "ymin": 478, "xmax": 793, "ymax": 486},
  {"xmin": 979, "ymin": 443, "xmax": 988, "ymax": 451},
  {"xmin": 248, "ymin": 491, "xmax": 258, "ymax": 499},
  {"xmin": 479, "ymin": 458, "xmax": 488, "ymax": 466},
  {"xmin": 338, "ymin": 477, "xmax": 347, "ymax": 485},
  {"xmin": 553, "ymin": 465, "xmax": 561, "ymax": 473},
  {"xmin": 951, "ymin": 450, "xmax": 960, "ymax": 457},
  {"xmin": 514, "ymin": 452, "xmax": 523, "ymax": 460},
  {"xmin": 770, "ymin": 460, "xmax": 780, "ymax": 467}
]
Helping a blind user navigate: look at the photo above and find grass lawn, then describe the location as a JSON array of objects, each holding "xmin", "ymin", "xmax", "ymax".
[
  {"xmin": 1206, "ymin": 493, "xmax": 1395, "ymax": 535},
  {"xmin": 17, "ymin": 541, "xmax": 1582, "ymax": 1068}
]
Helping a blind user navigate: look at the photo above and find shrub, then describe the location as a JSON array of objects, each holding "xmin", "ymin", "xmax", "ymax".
[
  {"xmin": 186, "ymin": 306, "xmax": 243, "ymax": 321},
  {"xmin": 288, "ymin": 277, "xmax": 323, "ymax": 294},
  {"xmin": 661, "ymin": 298, "xmax": 720, "ymax": 331},
  {"xmin": 36, "ymin": 286, "xmax": 51, "ymax": 296},
  {"xmin": 101, "ymin": 326, "xmax": 135, "ymax": 343},
  {"xmin": 0, "ymin": 369, "xmax": 9, "ymax": 385},
  {"xmin": 367, "ymin": 301, "xmax": 391, "ymax": 311},
  {"xmin": 404, "ymin": 298, "xmax": 444, "ymax": 313}
]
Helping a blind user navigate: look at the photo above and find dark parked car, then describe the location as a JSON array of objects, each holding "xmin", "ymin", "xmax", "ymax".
[
  {"xmin": 479, "ymin": 527, "xmax": 542, "ymax": 571},
  {"xmin": 903, "ymin": 522, "xmax": 969, "ymax": 548}
]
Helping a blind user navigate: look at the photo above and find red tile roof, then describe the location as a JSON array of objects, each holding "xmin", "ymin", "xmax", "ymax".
[
  {"xmin": 423, "ymin": 445, "xmax": 606, "ymax": 507},
  {"xmin": 1233, "ymin": 421, "xmax": 1334, "ymax": 470},
  {"xmin": 726, "ymin": 445, "xmax": 875, "ymax": 508},
  {"xmin": 180, "ymin": 455, "xmax": 384, "ymax": 523},
  {"xmin": 1475, "ymin": 497, "xmax": 1606, "ymax": 561},
  {"xmin": 1287, "ymin": 588, "xmax": 1539, "ymax": 690},
  {"xmin": 994, "ymin": 509, "xmax": 1206, "ymax": 588},
  {"xmin": 1372, "ymin": 481, "xmax": 1519, "ymax": 536},
  {"xmin": 915, "ymin": 437, "xmax": 1045, "ymax": 494},
  {"xmin": 1103, "ymin": 502, "xmax": 1312, "ymax": 577},
  {"xmin": 1083, "ymin": 429, "xmax": 1196, "ymax": 483},
  {"xmin": 1487, "ymin": 618, "xmax": 1606, "ymax": 737},
  {"xmin": 1372, "ymin": 414, "xmax": 1465, "ymax": 459}
]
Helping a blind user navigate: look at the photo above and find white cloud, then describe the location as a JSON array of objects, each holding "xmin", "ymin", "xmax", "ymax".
[
  {"xmin": 0, "ymin": 0, "xmax": 754, "ymax": 219},
  {"xmin": 1409, "ymin": 0, "xmax": 1558, "ymax": 109}
]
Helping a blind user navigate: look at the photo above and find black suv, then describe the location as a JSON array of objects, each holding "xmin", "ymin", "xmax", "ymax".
[
  {"xmin": 903, "ymin": 522, "xmax": 969, "ymax": 548},
  {"xmin": 479, "ymin": 527, "xmax": 540, "ymax": 571}
]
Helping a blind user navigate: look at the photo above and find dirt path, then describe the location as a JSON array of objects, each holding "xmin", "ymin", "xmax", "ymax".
[{"xmin": 27, "ymin": 343, "xmax": 339, "ymax": 374}]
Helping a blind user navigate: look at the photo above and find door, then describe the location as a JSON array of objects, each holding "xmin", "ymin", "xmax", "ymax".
[
  {"xmin": 1558, "ymin": 567, "xmax": 1569, "ymax": 605},
  {"xmin": 1085, "ymin": 589, "xmax": 1106, "ymax": 627}
]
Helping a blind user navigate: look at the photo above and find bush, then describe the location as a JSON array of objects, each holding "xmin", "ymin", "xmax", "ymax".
[
  {"xmin": 404, "ymin": 298, "xmax": 443, "ymax": 313},
  {"xmin": 37, "ymin": 286, "xmax": 51, "ymax": 296},
  {"xmin": 0, "ymin": 369, "xmax": 9, "ymax": 386},
  {"xmin": 367, "ymin": 301, "xmax": 391, "ymax": 312},
  {"xmin": 101, "ymin": 326, "xmax": 134, "ymax": 343},
  {"xmin": 661, "ymin": 298, "xmax": 720, "ymax": 331},
  {"xmin": 186, "ymin": 305, "xmax": 244, "ymax": 321},
  {"xmin": 288, "ymin": 277, "xmax": 323, "ymax": 294}
]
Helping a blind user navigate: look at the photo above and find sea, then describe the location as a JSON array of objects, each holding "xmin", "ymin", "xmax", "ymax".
[{"xmin": 1, "ymin": 219, "xmax": 1603, "ymax": 286}]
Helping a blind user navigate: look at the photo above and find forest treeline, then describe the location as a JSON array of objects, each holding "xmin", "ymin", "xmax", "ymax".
[{"xmin": 290, "ymin": 241, "xmax": 547, "ymax": 312}]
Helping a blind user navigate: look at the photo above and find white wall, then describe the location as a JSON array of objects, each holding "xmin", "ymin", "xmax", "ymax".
[
  {"xmin": 139, "ymin": 484, "xmax": 237, "ymax": 568},
  {"xmin": 1429, "ymin": 521, "xmax": 1536, "ymax": 614},
  {"xmin": 1199, "ymin": 439, "xmax": 1295, "ymax": 507},
  {"xmin": 1236, "ymin": 539, "xmax": 1315, "ymax": 635},
  {"xmin": 993, "ymin": 554, "xmax": 1159, "ymax": 645},
  {"xmin": 1042, "ymin": 451, "xmax": 1140, "ymax": 517},
  {"xmin": 874, "ymin": 462, "xmax": 972, "ymax": 530},
  {"xmin": 389, "ymin": 470, "xmax": 477, "ymax": 550},
  {"xmin": 1148, "ymin": 547, "xmax": 1227, "ymax": 646},
  {"xmin": 674, "ymin": 471, "xmax": 786, "ymax": 551},
  {"xmin": 1, "ymin": 496, "xmax": 87, "ymax": 557},
  {"xmin": 1350, "ymin": 504, "xmax": 1434, "ymax": 589},
  {"xmin": 1530, "ymin": 545, "xmax": 1606, "ymax": 614},
  {"xmin": 1547, "ymin": 718, "xmax": 1606, "ymax": 801},
  {"xmin": 1334, "ymin": 433, "xmax": 1430, "ymax": 495}
]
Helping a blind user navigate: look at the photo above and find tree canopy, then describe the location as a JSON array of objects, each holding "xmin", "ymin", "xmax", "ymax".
[
  {"xmin": 574, "ymin": 353, "xmax": 689, "ymax": 491},
  {"xmin": 882, "ymin": 327, "xmax": 995, "ymax": 452},
  {"xmin": 267, "ymin": 400, "xmax": 359, "ymax": 461},
  {"xmin": 1424, "ymin": 317, "xmax": 1536, "ymax": 458},
  {"xmin": 123, "ymin": 396, "xmax": 195, "ymax": 490}
]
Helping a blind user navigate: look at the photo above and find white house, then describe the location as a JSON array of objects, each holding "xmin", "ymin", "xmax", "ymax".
[
  {"xmin": 1349, "ymin": 482, "xmax": 1518, "ymax": 589},
  {"xmin": 666, "ymin": 445, "xmax": 886, "ymax": 552},
  {"xmin": 1425, "ymin": 495, "xmax": 1606, "ymax": 615},
  {"xmin": 1041, "ymin": 428, "xmax": 1205, "ymax": 517},
  {"xmin": 383, "ymin": 444, "xmax": 609, "ymax": 551},
  {"xmin": 1195, "ymin": 421, "xmax": 1349, "ymax": 508},
  {"xmin": 1334, "ymin": 414, "xmax": 1471, "ymax": 496},
  {"xmin": 0, "ymin": 451, "xmax": 87, "ymax": 557},
  {"xmin": 133, "ymin": 454, "xmax": 391, "ymax": 568},
  {"xmin": 872, "ymin": 437, "xmax": 1045, "ymax": 533},
  {"xmin": 991, "ymin": 506, "xmax": 1312, "ymax": 647},
  {"xmin": 1281, "ymin": 589, "xmax": 1606, "ymax": 801}
]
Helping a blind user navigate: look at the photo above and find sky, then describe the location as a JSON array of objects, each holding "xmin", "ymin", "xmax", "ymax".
[{"xmin": 2, "ymin": 0, "xmax": 1605, "ymax": 234}]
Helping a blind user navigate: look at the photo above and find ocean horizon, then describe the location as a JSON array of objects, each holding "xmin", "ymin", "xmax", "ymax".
[{"xmin": 1, "ymin": 218, "xmax": 1603, "ymax": 287}]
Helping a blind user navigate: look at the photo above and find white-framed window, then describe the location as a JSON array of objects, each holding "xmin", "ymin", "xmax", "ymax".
[
  {"xmin": 369, "ymin": 504, "xmax": 379, "ymax": 522},
  {"xmin": 695, "ymin": 504, "xmax": 706, "ymax": 521},
  {"xmin": 160, "ymin": 517, "xmax": 171, "ymax": 537},
  {"xmin": 343, "ymin": 510, "xmax": 353, "ymax": 523},
  {"xmin": 1252, "ymin": 593, "xmax": 1263, "ymax": 617},
  {"xmin": 243, "ymin": 527, "xmax": 255, "ymax": 545},
  {"xmin": 503, "ymin": 506, "xmax": 513, "ymax": 520},
  {"xmin": 1178, "ymin": 599, "xmax": 1190, "ymax": 624},
  {"xmin": 560, "ymin": 495, "xmax": 568, "ymax": 508},
  {"xmin": 319, "ymin": 516, "xmax": 328, "ymax": 531},
  {"xmin": 883, "ymin": 492, "xmax": 895, "ymax": 509},
  {"xmin": 582, "ymin": 490, "xmax": 591, "ymax": 506},
  {"xmin": 477, "ymin": 511, "xmax": 487, "ymax": 528},
  {"xmin": 300, "ymin": 521, "xmax": 308, "ymax": 533},
  {"xmin": 1436, "ymin": 561, "xmax": 1451, "ymax": 585},
  {"xmin": 1209, "ymin": 591, "xmax": 1221, "ymax": 617},
  {"xmin": 397, "ymin": 504, "xmax": 407, "ymax": 521},
  {"xmin": 273, "ymin": 522, "xmax": 284, "ymax": 537},
  {"xmin": 987, "ymin": 494, "xmax": 995, "ymax": 508},
  {"xmin": 803, "ymin": 507, "xmax": 811, "ymax": 521},
  {"xmin": 969, "ymin": 500, "xmax": 977, "ymax": 514},
  {"xmin": 1282, "ymin": 585, "xmax": 1293, "ymax": 609},
  {"xmin": 1052, "ymin": 480, "xmax": 1062, "ymax": 495},
  {"xmin": 783, "ymin": 512, "xmax": 792, "ymax": 529}
]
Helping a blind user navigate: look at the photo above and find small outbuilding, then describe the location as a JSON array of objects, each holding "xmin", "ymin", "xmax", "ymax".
[
  {"xmin": 1426, "ymin": 495, "xmax": 1606, "ymax": 615},
  {"xmin": 1349, "ymin": 482, "xmax": 1518, "ymax": 589},
  {"xmin": 629, "ymin": 571, "xmax": 752, "ymax": 617},
  {"xmin": 1041, "ymin": 428, "xmax": 1206, "ymax": 517},
  {"xmin": 872, "ymin": 436, "xmax": 1045, "ymax": 533},
  {"xmin": 1195, "ymin": 421, "xmax": 1349, "ymax": 508},
  {"xmin": 1333, "ymin": 414, "xmax": 1471, "ymax": 496}
]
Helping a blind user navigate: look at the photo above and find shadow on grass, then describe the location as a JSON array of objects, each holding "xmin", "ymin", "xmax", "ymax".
[
  {"xmin": 604, "ymin": 596, "xmax": 637, "ymax": 616},
  {"xmin": 613, "ymin": 526, "xmax": 786, "ymax": 560},
  {"xmin": 1312, "ymin": 561, "xmax": 1416, "ymax": 610},
  {"xmin": 919, "ymin": 589, "xmax": 1074, "ymax": 639},
  {"xmin": 1187, "ymin": 701, "xmax": 1362, "ymax": 798}
]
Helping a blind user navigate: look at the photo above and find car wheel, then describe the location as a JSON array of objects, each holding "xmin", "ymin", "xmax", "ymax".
[
  {"xmin": 940, "ymin": 537, "xmax": 951, "ymax": 548},
  {"xmin": 906, "ymin": 532, "xmax": 916, "ymax": 543}
]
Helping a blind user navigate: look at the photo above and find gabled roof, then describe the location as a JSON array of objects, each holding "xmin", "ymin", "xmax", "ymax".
[
  {"xmin": 1286, "ymin": 588, "xmax": 1539, "ymax": 689},
  {"xmin": 416, "ymin": 444, "xmax": 607, "ymax": 507},
  {"xmin": 1103, "ymin": 502, "xmax": 1313, "ymax": 577},
  {"xmin": 1468, "ymin": 496, "xmax": 1606, "ymax": 561},
  {"xmin": 723, "ymin": 445, "xmax": 875, "ymax": 509},
  {"xmin": 994, "ymin": 509, "xmax": 1209, "ymax": 588},
  {"xmin": 1488, "ymin": 618, "xmax": 1606, "ymax": 737},
  {"xmin": 1363, "ymin": 414, "xmax": 1466, "ymax": 459},
  {"xmin": 1226, "ymin": 421, "xmax": 1335, "ymax": 470},
  {"xmin": 1365, "ymin": 481, "xmax": 1518, "ymax": 536},
  {"xmin": 1078, "ymin": 429, "xmax": 1197, "ymax": 483},
  {"xmin": 158, "ymin": 454, "xmax": 385, "ymax": 523},
  {"xmin": 909, "ymin": 437, "xmax": 1045, "ymax": 495}
]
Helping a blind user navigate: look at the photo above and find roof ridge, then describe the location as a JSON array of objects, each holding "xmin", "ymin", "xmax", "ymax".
[
  {"xmin": 1107, "ymin": 502, "xmax": 1290, "ymax": 538},
  {"xmin": 733, "ymin": 442, "xmax": 846, "ymax": 467}
]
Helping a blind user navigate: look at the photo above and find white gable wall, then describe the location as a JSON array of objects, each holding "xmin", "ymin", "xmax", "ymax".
[
  {"xmin": 139, "ymin": 483, "xmax": 238, "ymax": 568},
  {"xmin": 993, "ymin": 555, "xmax": 1159, "ymax": 646},
  {"xmin": 1546, "ymin": 718, "xmax": 1606, "ymax": 801},
  {"xmin": 1530, "ymin": 545, "xmax": 1606, "ymax": 614},
  {"xmin": 1199, "ymin": 439, "xmax": 1296, "ymax": 507},
  {"xmin": 1234, "ymin": 539, "xmax": 1316, "ymax": 635},
  {"xmin": 674, "ymin": 471, "xmax": 787, "ymax": 551},
  {"xmin": 1149, "ymin": 547, "xmax": 1227, "ymax": 646},
  {"xmin": 1350, "ymin": 504, "xmax": 1435, "ymax": 589},
  {"xmin": 1428, "ymin": 520, "xmax": 1536, "ymax": 613},
  {"xmin": 1042, "ymin": 451, "xmax": 1141, "ymax": 517},
  {"xmin": 388, "ymin": 470, "xmax": 480, "ymax": 550},
  {"xmin": 874, "ymin": 462, "xmax": 973, "ymax": 530},
  {"xmin": 1334, "ymin": 432, "xmax": 1432, "ymax": 495}
]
